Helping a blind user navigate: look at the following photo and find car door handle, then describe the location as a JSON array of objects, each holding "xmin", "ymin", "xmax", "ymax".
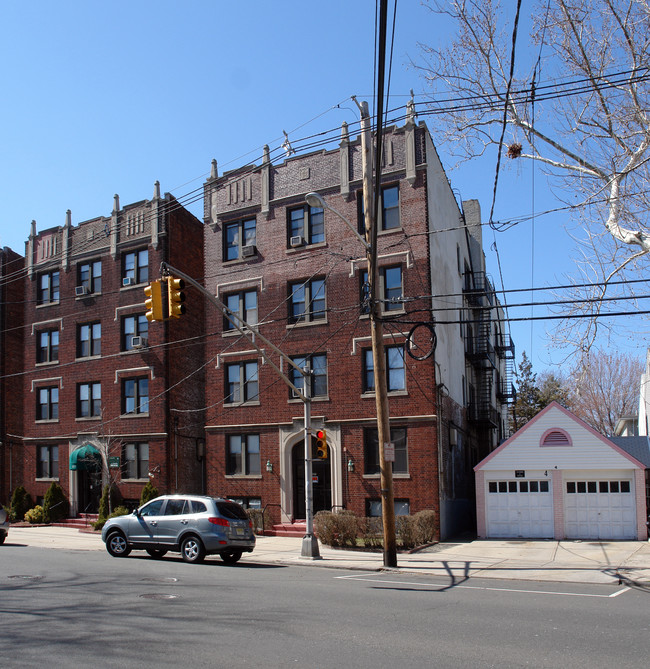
[{"xmin": 150, "ymin": 520, "xmax": 157, "ymax": 526}]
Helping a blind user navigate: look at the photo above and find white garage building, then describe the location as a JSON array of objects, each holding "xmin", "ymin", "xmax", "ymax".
[{"xmin": 475, "ymin": 402, "xmax": 648, "ymax": 541}]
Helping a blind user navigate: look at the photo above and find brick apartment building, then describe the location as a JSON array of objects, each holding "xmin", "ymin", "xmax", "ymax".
[
  {"xmin": 0, "ymin": 247, "xmax": 25, "ymax": 503},
  {"xmin": 202, "ymin": 106, "xmax": 513, "ymax": 539},
  {"xmin": 18, "ymin": 184, "xmax": 205, "ymax": 515}
]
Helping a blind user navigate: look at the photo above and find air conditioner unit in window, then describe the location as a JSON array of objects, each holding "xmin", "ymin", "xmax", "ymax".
[
  {"xmin": 131, "ymin": 336, "xmax": 147, "ymax": 349},
  {"xmin": 290, "ymin": 235, "xmax": 305, "ymax": 248},
  {"xmin": 241, "ymin": 244, "xmax": 256, "ymax": 258},
  {"xmin": 75, "ymin": 285, "xmax": 89, "ymax": 297},
  {"xmin": 122, "ymin": 277, "xmax": 135, "ymax": 287}
]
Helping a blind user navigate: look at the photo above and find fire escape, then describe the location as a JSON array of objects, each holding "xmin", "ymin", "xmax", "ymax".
[{"xmin": 463, "ymin": 272, "xmax": 514, "ymax": 433}]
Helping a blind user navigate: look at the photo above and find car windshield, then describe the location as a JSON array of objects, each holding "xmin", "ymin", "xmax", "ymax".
[{"xmin": 215, "ymin": 501, "xmax": 248, "ymax": 520}]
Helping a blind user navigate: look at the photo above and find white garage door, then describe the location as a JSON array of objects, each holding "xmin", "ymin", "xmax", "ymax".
[
  {"xmin": 486, "ymin": 479, "xmax": 554, "ymax": 538},
  {"xmin": 564, "ymin": 479, "xmax": 636, "ymax": 540}
]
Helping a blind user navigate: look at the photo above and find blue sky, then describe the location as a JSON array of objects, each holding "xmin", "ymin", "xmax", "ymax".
[{"xmin": 1, "ymin": 1, "xmax": 644, "ymax": 373}]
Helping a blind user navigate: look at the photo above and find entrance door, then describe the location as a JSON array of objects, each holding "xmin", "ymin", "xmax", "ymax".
[
  {"xmin": 292, "ymin": 439, "xmax": 331, "ymax": 519},
  {"xmin": 78, "ymin": 465, "xmax": 102, "ymax": 514}
]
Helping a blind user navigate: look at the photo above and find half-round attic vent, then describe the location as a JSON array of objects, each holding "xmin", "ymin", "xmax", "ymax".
[{"xmin": 540, "ymin": 428, "xmax": 572, "ymax": 447}]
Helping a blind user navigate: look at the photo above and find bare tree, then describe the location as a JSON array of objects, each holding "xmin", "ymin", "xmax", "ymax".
[
  {"xmin": 568, "ymin": 349, "xmax": 643, "ymax": 435},
  {"xmin": 415, "ymin": 0, "xmax": 650, "ymax": 354}
]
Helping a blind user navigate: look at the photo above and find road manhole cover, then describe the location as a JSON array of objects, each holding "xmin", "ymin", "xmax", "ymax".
[
  {"xmin": 139, "ymin": 593, "xmax": 179, "ymax": 600},
  {"xmin": 141, "ymin": 577, "xmax": 179, "ymax": 583},
  {"xmin": 8, "ymin": 575, "xmax": 43, "ymax": 581}
]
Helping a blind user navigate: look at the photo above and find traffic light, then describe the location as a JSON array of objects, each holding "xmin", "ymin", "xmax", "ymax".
[
  {"xmin": 315, "ymin": 429, "xmax": 328, "ymax": 459},
  {"xmin": 167, "ymin": 276, "xmax": 186, "ymax": 318},
  {"xmin": 144, "ymin": 280, "xmax": 164, "ymax": 322}
]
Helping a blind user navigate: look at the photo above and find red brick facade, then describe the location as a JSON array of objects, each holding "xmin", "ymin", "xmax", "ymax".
[
  {"xmin": 14, "ymin": 189, "xmax": 204, "ymax": 513},
  {"xmin": 202, "ymin": 122, "xmax": 441, "ymax": 533}
]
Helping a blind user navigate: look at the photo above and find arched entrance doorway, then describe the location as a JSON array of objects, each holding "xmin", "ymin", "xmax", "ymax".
[
  {"xmin": 292, "ymin": 438, "xmax": 331, "ymax": 519},
  {"xmin": 70, "ymin": 444, "xmax": 102, "ymax": 514}
]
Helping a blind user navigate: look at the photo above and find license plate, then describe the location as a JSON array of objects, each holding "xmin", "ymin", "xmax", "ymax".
[{"xmin": 235, "ymin": 528, "xmax": 244, "ymax": 536}]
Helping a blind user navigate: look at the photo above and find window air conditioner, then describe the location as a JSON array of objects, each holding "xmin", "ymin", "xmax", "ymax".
[
  {"xmin": 290, "ymin": 235, "xmax": 305, "ymax": 248},
  {"xmin": 131, "ymin": 336, "xmax": 146, "ymax": 349},
  {"xmin": 123, "ymin": 277, "xmax": 135, "ymax": 287},
  {"xmin": 241, "ymin": 244, "xmax": 256, "ymax": 258},
  {"xmin": 75, "ymin": 285, "xmax": 89, "ymax": 297}
]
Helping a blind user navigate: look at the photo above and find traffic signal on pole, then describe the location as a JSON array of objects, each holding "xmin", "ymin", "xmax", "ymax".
[
  {"xmin": 144, "ymin": 280, "xmax": 164, "ymax": 322},
  {"xmin": 315, "ymin": 429, "xmax": 328, "ymax": 459},
  {"xmin": 167, "ymin": 276, "xmax": 186, "ymax": 319}
]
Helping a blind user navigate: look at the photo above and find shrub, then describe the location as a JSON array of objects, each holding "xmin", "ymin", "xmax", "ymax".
[
  {"xmin": 246, "ymin": 508, "xmax": 271, "ymax": 534},
  {"xmin": 314, "ymin": 510, "xmax": 358, "ymax": 547},
  {"xmin": 412, "ymin": 509, "xmax": 437, "ymax": 545},
  {"xmin": 139, "ymin": 480, "xmax": 159, "ymax": 506},
  {"xmin": 43, "ymin": 482, "xmax": 69, "ymax": 523},
  {"xmin": 93, "ymin": 486, "xmax": 124, "ymax": 530},
  {"xmin": 396, "ymin": 515, "xmax": 418, "ymax": 549},
  {"xmin": 25, "ymin": 505, "xmax": 45, "ymax": 524},
  {"xmin": 9, "ymin": 486, "xmax": 33, "ymax": 523},
  {"xmin": 359, "ymin": 516, "xmax": 384, "ymax": 548}
]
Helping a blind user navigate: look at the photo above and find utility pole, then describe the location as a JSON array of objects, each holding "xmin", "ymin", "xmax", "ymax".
[{"xmin": 355, "ymin": 97, "xmax": 397, "ymax": 568}]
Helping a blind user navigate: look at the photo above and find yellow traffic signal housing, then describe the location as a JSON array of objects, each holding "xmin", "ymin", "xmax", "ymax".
[
  {"xmin": 315, "ymin": 429, "xmax": 328, "ymax": 459},
  {"xmin": 144, "ymin": 280, "xmax": 164, "ymax": 322},
  {"xmin": 167, "ymin": 276, "xmax": 186, "ymax": 319}
]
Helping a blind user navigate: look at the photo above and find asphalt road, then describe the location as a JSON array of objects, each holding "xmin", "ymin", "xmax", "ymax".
[{"xmin": 1, "ymin": 544, "xmax": 648, "ymax": 668}]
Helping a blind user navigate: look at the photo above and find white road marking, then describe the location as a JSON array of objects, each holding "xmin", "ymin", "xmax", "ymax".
[{"xmin": 335, "ymin": 573, "xmax": 629, "ymax": 599}]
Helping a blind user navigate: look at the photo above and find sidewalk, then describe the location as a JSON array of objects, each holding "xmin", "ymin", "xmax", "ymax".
[{"xmin": 7, "ymin": 526, "xmax": 650, "ymax": 586}]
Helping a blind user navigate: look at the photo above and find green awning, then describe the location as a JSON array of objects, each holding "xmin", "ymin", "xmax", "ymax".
[{"xmin": 69, "ymin": 444, "xmax": 101, "ymax": 471}]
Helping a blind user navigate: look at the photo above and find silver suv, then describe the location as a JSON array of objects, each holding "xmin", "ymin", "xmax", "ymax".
[
  {"xmin": 102, "ymin": 495, "xmax": 255, "ymax": 564},
  {"xmin": 0, "ymin": 508, "xmax": 9, "ymax": 545}
]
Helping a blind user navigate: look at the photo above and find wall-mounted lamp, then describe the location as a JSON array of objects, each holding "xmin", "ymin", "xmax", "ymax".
[
  {"xmin": 196, "ymin": 438, "xmax": 205, "ymax": 462},
  {"xmin": 266, "ymin": 459, "xmax": 273, "ymax": 473},
  {"xmin": 347, "ymin": 458, "xmax": 355, "ymax": 473}
]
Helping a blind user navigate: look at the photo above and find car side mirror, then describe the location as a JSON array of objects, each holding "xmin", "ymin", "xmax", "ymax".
[{"xmin": 133, "ymin": 509, "xmax": 141, "ymax": 517}]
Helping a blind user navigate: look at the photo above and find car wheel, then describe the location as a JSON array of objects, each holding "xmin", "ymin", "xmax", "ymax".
[
  {"xmin": 180, "ymin": 535, "xmax": 205, "ymax": 564},
  {"xmin": 146, "ymin": 548, "xmax": 168, "ymax": 559},
  {"xmin": 106, "ymin": 531, "xmax": 131, "ymax": 558},
  {"xmin": 220, "ymin": 549, "xmax": 243, "ymax": 565},
  {"xmin": 0, "ymin": 534, "xmax": 6, "ymax": 545}
]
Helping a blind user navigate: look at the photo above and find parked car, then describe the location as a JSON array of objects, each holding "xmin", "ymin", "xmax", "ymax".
[
  {"xmin": 102, "ymin": 495, "xmax": 255, "ymax": 564},
  {"xmin": 0, "ymin": 508, "xmax": 9, "ymax": 545}
]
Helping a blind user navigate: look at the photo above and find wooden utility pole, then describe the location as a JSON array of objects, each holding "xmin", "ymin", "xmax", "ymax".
[{"xmin": 355, "ymin": 97, "xmax": 397, "ymax": 568}]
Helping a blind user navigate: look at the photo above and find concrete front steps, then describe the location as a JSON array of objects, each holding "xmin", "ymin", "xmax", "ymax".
[
  {"xmin": 266, "ymin": 521, "xmax": 307, "ymax": 537},
  {"xmin": 52, "ymin": 513, "xmax": 98, "ymax": 529}
]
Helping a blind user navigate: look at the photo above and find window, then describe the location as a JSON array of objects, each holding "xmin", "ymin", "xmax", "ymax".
[
  {"xmin": 225, "ymin": 361, "xmax": 259, "ymax": 404},
  {"xmin": 37, "ymin": 271, "xmax": 60, "ymax": 305},
  {"xmin": 224, "ymin": 290, "xmax": 258, "ymax": 331},
  {"xmin": 78, "ymin": 260, "xmax": 102, "ymax": 294},
  {"xmin": 289, "ymin": 353, "xmax": 327, "ymax": 398},
  {"xmin": 122, "ymin": 314, "xmax": 149, "ymax": 350},
  {"xmin": 77, "ymin": 382, "xmax": 101, "ymax": 418},
  {"xmin": 224, "ymin": 218, "xmax": 256, "ymax": 261},
  {"xmin": 36, "ymin": 386, "xmax": 59, "ymax": 421},
  {"xmin": 36, "ymin": 329, "xmax": 59, "ymax": 364},
  {"xmin": 363, "ymin": 345, "xmax": 406, "ymax": 393},
  {"xmin": 288, "ymin": 205, "xmax": 324, "ymax": 245},
  {"xmin": 357, "ymin": 185, "xmax": 400, "ymax": 232},
  {"xmin": 288, "ymin": 278, "xmax": 326, "ymax": 323},
  {"xmin": 77, "ymin": 322, "xmax": 101, "ymax": 358},
  {"xmin": 226, "ymin": 434, "xmax": 261, "ymax": 475},
  {"xmin": 123, "ymin": 442, "xmax": 149, "ymax": 479},
  {"xmin": 123, "ymin": 249, "xmax": 148, "ymax": 285},
  {"xmin": 380, "ymin": 185, "xmax": 400, "ymax": 230},
  {"xmin": 37, "ymin": 445, "xmax": 59, "ymax": 479},
  {"xmin": 367, "ymin": 499, "xmax": 410, "ymax": 517},
  {"xmin": 361, "ymin": 266, "xmax": 403, "ymax": 313},
  {"xmin": 364, "ymin": 427, "xmax": 407, "ymax": 475},
  {"xmin": 230, "ymin": 497, "xmax": 262, "ymax": 510},
  {"xmin": 122, "ymin": 377, "xmax": 149, "ymax": 415}
]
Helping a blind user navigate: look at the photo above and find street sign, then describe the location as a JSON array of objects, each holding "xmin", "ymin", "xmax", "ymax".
[
  {"xmin": 384, "ymin": 442, "xmax": 395, "ymax": 462},
  {"xmin": 109, "ymin": 456, "xmax": 120, "ymax": 469}
]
